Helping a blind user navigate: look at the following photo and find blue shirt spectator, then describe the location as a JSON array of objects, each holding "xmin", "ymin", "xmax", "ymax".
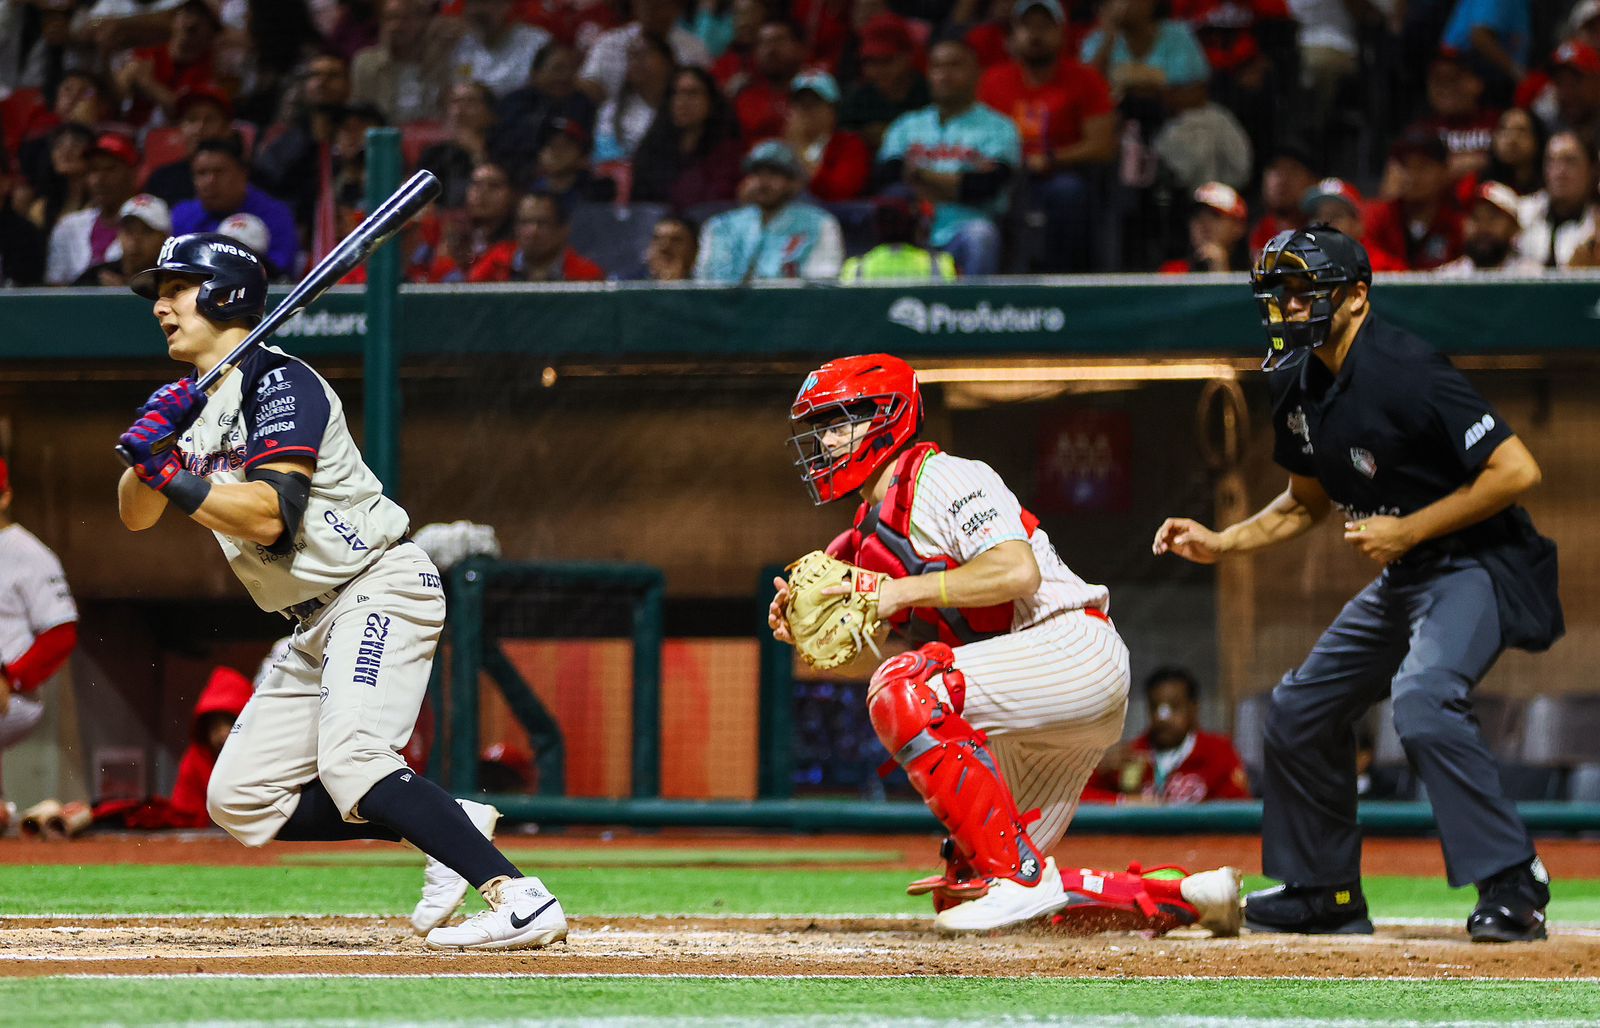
[
  {"xmin": 171, "ymin": 138, "xmax": 298, "ymax": 276},
  {"xmin": 1080, "ymin": 18, "xmax": 1209, "ymax": 89},
  {"xmin": 1441, "ymin": 0, "xmax": 1531, "ymax": 71},
  {"xmin": 875, "ymin": 40, "xmax": 1019, "ymax": 275},
  {"xmin": 694, "ymin": 141, "xmax": 844, "ymax": 282}
]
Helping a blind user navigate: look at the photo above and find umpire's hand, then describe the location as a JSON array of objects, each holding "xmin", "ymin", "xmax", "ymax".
[
  {"xmin": 1343, "ymin": 516, "xmax": 1415, "ymax": 565},
  {"xmin": 1151, "ymin": 518, "xmax": 1226, "ymax": 564}
]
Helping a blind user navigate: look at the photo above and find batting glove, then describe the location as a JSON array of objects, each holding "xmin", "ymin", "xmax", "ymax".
[
  {"xmin": 138, "ymin": 378, "xmax": 207, "ymax": 430},
  {"xmin": 119, "ymin": 412, "xmax": 184, "ymax": 490}
]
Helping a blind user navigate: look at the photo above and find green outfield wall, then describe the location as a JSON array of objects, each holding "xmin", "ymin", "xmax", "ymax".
[{"xmin": 3, "ymin": 275, "xmax": 1598, "ymax": 361}]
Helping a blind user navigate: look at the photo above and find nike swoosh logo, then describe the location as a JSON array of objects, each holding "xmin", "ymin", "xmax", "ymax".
[{"xmin": 509, "ymin": 897, "xmax": 558, "ymax": 930}]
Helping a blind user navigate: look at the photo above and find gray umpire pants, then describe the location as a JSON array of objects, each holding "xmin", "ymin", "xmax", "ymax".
[{"xmin": 1261, "ymin": 554, "xmax": 1536, "ymax": 889}]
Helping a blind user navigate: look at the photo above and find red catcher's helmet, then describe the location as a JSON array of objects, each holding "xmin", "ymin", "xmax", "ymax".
[{"xmin": 789, "ymin": 354, "xmax": 922, "ymax": 504}]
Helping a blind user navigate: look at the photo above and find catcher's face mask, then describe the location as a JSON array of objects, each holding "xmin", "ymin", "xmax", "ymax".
[{"xmin": 789, "ymin": 355, "xmax": 922, "ymax": 504}]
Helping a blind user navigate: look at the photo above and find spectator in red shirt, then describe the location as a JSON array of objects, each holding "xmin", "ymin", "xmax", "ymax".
[
  {"xmin": 1366, "ymin": 127, "xmax": 1465, "ymax": 270},
  {"xmin": 1248, "ymin": 141, "xmax": 1317, "ymax": 252},
  {"xmin": 1547, "ymin": 40, "xmax": 1600, "ymax": 144},
  {"xmin": 1160, "ymin": 180, "xmax": 1249, "ymax": 273},
  {"xmin": 470, "ymin": 190, "xmax": 606, "ymax": 281},
  {"xmin": 425, "ymin": 159, "xmax": 518, "ymax": 280},
  {"xmin": 1406, "ymin": 48, "xmax": 1501, "ymax": 182},
  {"xmin": 784, "ymin": 70, "xmax": 871, "ymax": 201},
  {"xmin": 978, "ymin": 0, "xmax": 1116, "ymax": 271},
  {"xmin": 1299, "ymin": 176, "xmax": 1408, "ymax": 272},
  {"xmin": 733, "ymin": 20, "xmax": 806, "ymax": 143},
  {"xmin": 1084, "ymin": 666, "xmax": 1251, "ymax": 805},
  {"xmin": 113, "ymin": 0, "xmax": 223, "ymax": 127},
  {"xmin": 711, "ymin": 0, "xmax": 770, "ymax": 86}
]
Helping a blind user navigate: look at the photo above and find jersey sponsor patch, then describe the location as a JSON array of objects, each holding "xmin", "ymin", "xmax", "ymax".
[
  {"xmin": 353, "ymin": 612, "xmax": 390, "ymax": 687},
  {"xmin": 960, "ymin": 508, "xmax": 1000, "ymax": 535},
  {"xmin": 947, "ymin": 489, "xmax": 985, "ymax": 516},
  {"xmin": 323, "ymin": 509, "xmax": 369, "ymax": 552},
  {"xmin": 241, "ymin": 355, "xmax": 330, "ymax": 468}
]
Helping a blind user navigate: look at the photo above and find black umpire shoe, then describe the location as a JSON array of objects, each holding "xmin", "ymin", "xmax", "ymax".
[
  {"xmin": 1468, "ymin": 857, "xmax": 1551, "ymax": 943},
  {"xmin": 1243, "ymin": 882, "xmax": 1374, "ymax": 935}
]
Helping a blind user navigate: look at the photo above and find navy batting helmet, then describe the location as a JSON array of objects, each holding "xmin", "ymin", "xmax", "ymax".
[
  {"xmin": 1251, "ymin": 226, "xmax": 1372, "ymax": 371},
  {"xmin": 130, "ymin": 232, "xmax": 268, "ymax": 325}
]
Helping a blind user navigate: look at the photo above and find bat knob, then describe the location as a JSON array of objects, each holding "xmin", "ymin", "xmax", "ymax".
[{"xmin": 114, "ymin": 443, "xmax": 136, "ymax": 467}]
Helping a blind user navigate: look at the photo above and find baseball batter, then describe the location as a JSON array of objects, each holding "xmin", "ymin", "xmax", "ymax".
[
  {"xmin": 769, "ymin": 354, "xmax": 1240, "ymax": 934},
  {"xmin": 0, "ymin": 456, "xmax": 81, "ymax": 776},
  {"xmin": 114, "ymin": 232, "xmax": 565, "ymax": 951}
]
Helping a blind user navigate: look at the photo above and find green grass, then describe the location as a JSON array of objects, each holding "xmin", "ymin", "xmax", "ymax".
[
  {"xmin": 276, "ymin": 848, "xmax": 899, "ymax": 868},
  {"xmin": 4, "ymin": 865, "xmax": 1598, "ymax": 923},
  {"xmin": 3, "ymin": 977, "xmax": 1596, "ymax": 1026}
]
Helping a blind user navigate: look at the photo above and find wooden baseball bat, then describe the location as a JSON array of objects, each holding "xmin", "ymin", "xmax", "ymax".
[{"xmin": 115, "ymin": 169, "xmax": 441, "ymax": 467}]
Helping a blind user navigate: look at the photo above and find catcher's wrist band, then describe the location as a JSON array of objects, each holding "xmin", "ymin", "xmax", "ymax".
[
  {"xmin": 938, "ymin": 570, "xmax": 950, "ymax": 607},
  {"xmin": 160, "ymin": 468, "xmax": 212, "ymax": 515}
]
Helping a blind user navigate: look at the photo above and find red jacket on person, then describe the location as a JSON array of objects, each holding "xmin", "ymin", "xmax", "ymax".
[{"xmin": 1083, "ymin": 730, "xmax": 1251, "ymax": 805}]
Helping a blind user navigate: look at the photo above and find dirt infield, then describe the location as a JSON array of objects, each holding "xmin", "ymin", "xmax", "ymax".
[
  {"xmin": 0, "ymin": 914, "xmax": 1589, "ymax": 980},
  {"xmin": 6, "ymin": 830, "xmax": 1600, "ymax": 878}
]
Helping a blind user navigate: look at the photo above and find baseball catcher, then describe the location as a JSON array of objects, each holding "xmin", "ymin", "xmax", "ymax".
[{"xmin": 771, "ymin": 354, "xmax": 1242, "ymax": 935}]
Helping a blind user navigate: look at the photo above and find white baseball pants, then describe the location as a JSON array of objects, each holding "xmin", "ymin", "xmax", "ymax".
[{"xmin": 207, "ymin": 542, "xmax": 445, "ymax": 846}]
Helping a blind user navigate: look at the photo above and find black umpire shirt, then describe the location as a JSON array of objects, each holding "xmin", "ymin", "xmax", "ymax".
[
  {"xmin": 1268, "ymin": 311, "xmax": 1514, "ymax": 546},
  {"xmin": 1266, "ymin": 310, "xmax": 1565, "ymax": 652}
]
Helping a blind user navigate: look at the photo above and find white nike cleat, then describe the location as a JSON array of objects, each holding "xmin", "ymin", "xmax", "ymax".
[
  {"xmin": 1180, "ymin": 865, "xmax": 1244, "ymax": 937},
  {"xmin": 410, "ymin": 800, "xmax": 502, "ymax": 935},
  {"xmin": 425, "ymin": 875, "xmax": 568, "ymax": 951},
  {"xmin": 935, "ymin": 856, "xmax": 1070, "ymax": 933}
]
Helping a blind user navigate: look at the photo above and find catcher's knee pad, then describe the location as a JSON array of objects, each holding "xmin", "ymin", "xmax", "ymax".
[
  {"xmin": 868, "ymin": 644, "xmax": 1043, "ymax": 885},
  {"xmin": 1051, "ymin": 864, "xmax": 1197, "ymax": 937}
]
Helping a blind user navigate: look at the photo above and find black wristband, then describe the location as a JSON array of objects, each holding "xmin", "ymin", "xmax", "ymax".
[{"xmin": 161, "ymin": 468, "xmax": 212, "ymax": 515}]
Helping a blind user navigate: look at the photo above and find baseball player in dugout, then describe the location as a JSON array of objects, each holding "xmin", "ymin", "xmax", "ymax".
[
  {"xmin": 114, "ymin": 232, "xmax": 566, "ymax": 951},
  {"xmin": 770, "ymin": 354, "xmax": 1243, "ymax": 937},
  {"xmin": 0, "ymin": 456, "xmax": 81, "ymax": 817},
  {"xmin": 1154, "ymin": 225, "xmax": 1563, "ymax": 943}
]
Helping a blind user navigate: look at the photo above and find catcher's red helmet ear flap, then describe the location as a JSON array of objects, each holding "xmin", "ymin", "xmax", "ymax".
[{"xmin": 789, "ymin": 354, "xmax": 922, "ymax": 504}]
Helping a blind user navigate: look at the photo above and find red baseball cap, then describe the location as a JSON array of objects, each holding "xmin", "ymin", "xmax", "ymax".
[
  {"xmin": 1193, "ymin": 181, "xmax": 1247, "ymax": 220},
  {"xmin": 0, "ymin": 456, "xmax": 9, "ymax": 494},
  {"xmin": 859, "ymin": 15, "xmax": 915, "ymax": 60},
  {"xmin": 90, "ymin": 132, "xmax": 140, "ymax": 168},
  {"xmin": 1553, "ymin": 41, "xmax": 1600, "ymax": 76}
]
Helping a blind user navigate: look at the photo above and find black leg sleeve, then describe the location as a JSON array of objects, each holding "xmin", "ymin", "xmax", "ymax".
[
  {"xmin": 277, "ymin": 777, "xmax": 401, "ymax": 842},
  {"xmin": 357, "ymin": 769, "xmax": 521, "ymax": 891}
]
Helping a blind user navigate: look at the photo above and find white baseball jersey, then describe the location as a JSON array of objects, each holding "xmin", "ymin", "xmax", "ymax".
[
  {"xmin": 906, "ymin": 452, "xmax": 1110, "ymax": 629},
  {"xmin": 892, "ymin": 451, "xmax": 1128, "ymax": 854},
  {"xmin": 175, "ymin": 345, "xmax": 410, "ymax": 612},
  {"xmin": 0, "ymin": 524, "xmax": 78, "ymax": 666}
]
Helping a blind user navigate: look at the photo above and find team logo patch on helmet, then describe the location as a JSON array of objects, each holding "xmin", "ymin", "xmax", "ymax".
[{"xmin": 1350, "ymin": 447, "xmax": 1377, "ymax": 478}]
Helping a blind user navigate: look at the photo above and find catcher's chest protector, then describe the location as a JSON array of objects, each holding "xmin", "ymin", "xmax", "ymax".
[
  {"xmin": 835, "ymin": 443, "xmax": 1038, "ymax": 646},
  {"xmin": 868, "ymin": 644, "xmax": 1046, "ymax": 884}
]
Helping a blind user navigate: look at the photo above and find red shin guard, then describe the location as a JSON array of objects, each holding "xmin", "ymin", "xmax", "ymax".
[{"xmin": 868, "ymin": 644, "xmax": 1045, "ymax": 889}]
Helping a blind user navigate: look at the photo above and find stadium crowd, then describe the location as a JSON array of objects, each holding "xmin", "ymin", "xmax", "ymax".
[{"xmin": 0, "ymin": 0, "xmax": 1595, "ymax": 283}]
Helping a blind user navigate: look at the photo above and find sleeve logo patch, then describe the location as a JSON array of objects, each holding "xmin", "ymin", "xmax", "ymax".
[{"xmin": 1464, "ymin": 413, "xmax": 1495, "ymax": 450}]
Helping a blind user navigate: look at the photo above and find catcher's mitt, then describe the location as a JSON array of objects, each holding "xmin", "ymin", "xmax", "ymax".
[{"xmin": 783, "ymin": 550, "xmax": 885, "ymax": 670}]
